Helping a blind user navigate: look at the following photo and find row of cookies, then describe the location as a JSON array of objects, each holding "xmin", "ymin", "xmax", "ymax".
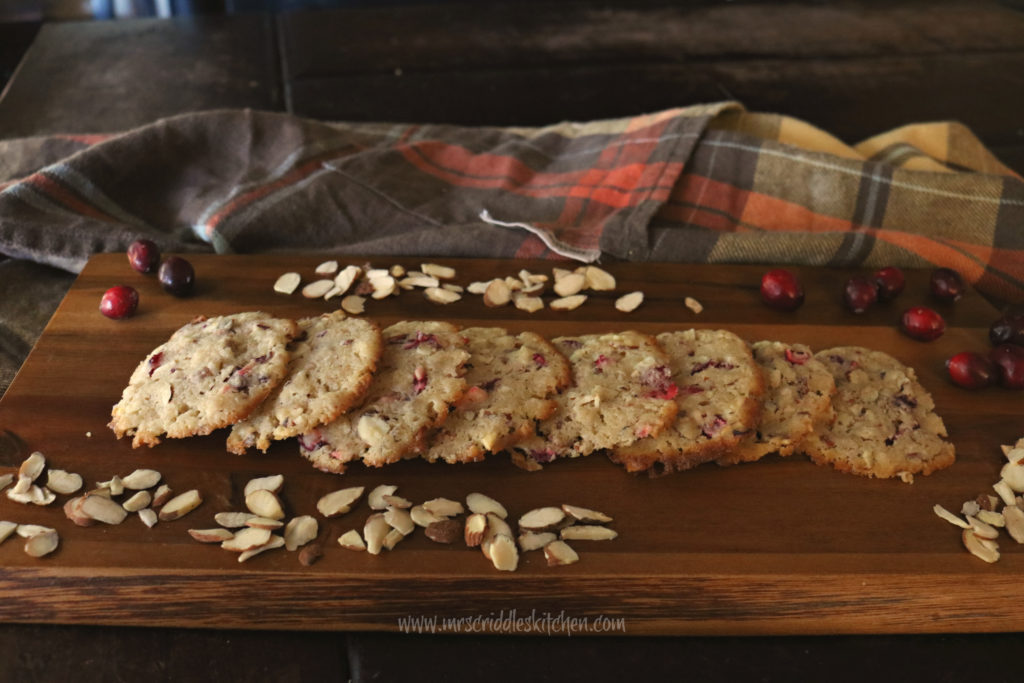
[{"xmin": 108, "ymin": 312, "xmax": 955, "ymax": 482}]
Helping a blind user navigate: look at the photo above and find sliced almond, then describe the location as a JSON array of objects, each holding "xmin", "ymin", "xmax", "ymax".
[
  {"xmin": 341, "ymin": 295, "xmax": 366, "ymax": 315},
  {"xmin": 238, "ymin": 534, "xmax": 285, "ymax": 563},
  {"xmin": 513, "ymin": 294, "xmax": 544, "ymax": 313},
  {"xmin": 301, "ymin": 279, "xmax": 334, "ymax": 298},
  {"xmin": 466, "ymin": 492, "xmax": 507, "ymax": 519},
  {"xmin": 967, "ymin": 516, "xmax": 1000, "ymax": 540},
  {"xmin": 488, "ymin": 534, "xmax": 519, "ymax": 571},
  {"xmin": 422, "ymin": 497, "xmax": 465, "ymax": 518},
  {"xmin": 152, "ymin": 484, "xmax": 173, "ymax": 508},
  {"xmin": 245, "ymin": 489, "xmax": 285, "ymax": 520},
  {"xmin": 243, "ymin": 474, "xmax": 284, "ymax": 497},
  {"xmin": 284, "ymin": 515, "xmax": 319, "ymax": 551},
  {"xmin": 425, "ymin": 287, "xmax": 461, "ymax": 304},
  {"xmin": 389, "ymin": 264, "xmax": 406, "ymax": 277},
  {"xmin": 356, "ymin": 414, "xmax": 388, "ymax": 446},
  {"xmin": 63, "ymin": 496, "xmax": 94, "ymax": 527},
  {"xmin": 364, "ymin": 268, "xmax": 389, "ymax": 279},
  {"xmin": 483, "ymin": 279, "xmax": 512, "ymax": 307},
  {"xmin": 0, "ymin": 473, "xmax": 12, "ymax": 492},
  {"xmin": 410, "ymin": 505, "xmax": 443, "ymax": 528},
  {"xmin": 518, "ymin": 531, "xmax": 557, "ymax": 552},
  {"xmin": 443, "ymin": 283, "xmax": 464, "ymax": 293},
  {"xmin": 158, "ymin": 489, "xmax": 203, "ymax": 521},
  {"xmin": 370, "ymin": 274, "xmax": 397, "ymax": 299},
  {"xmin": 684, "ymin": 296, "xmax": 704, "ymax": 314},
  {"xmin": 383, "ymin": 528, "xmax": 405, "ymax": 550},
  {"xmin": 214, "ymin": 511, "xmax": 257, "ymax": 528},
  {"xmin": 188, "ymin": 528, "xmax": 234, "ymax": 543},
  {"xmin": 1000, "ymin": 460, "xmax": 1024, "ymax": 492},
  {"xmin": 962, "ymin": 528, "xmax": 1000, "ymax": 563},
  {"xmin": 467, "ymin": 280, "xmax": 491, "ymax": 295},
  {"xmin": 424, "ymin": 518, "xmax": 462, "ymax": 544},
  {"xmin": 334, "ymin": 265, "xmax": 361, "ymax": 294},
  {"xmin": 614, "ymin": 291, "xmax": 644, "ymax": 313},
  {"xmin": 368, "ymin": 484, "xmax": 399, "ymax": 511},
  {"xmin": 977, "ymin": 510, "xmax": 1005, "ymax": 527},
  {"xmin": 550, "ymin": 294, "xmax": 587, "ymax": 311},
  {"xmin": 553, "ymin": 272, "xmax": 586, "ymax": 297},
  {"xmin": 552, "ymin": 267, "xmax": 573, "ymax": 282},
  {"xmin": 933, "ymin": 504, "xmax": 970, "ymax": 529},
  {"xmin": 364, "ymin": 514, "xmax": 390, "ymax": 555},
  {"xmin": 273, "ymin": 272, "xmax": 301, "ymax": 295},
  {"xmin": 401, "ymin": 275, "xmax": 440, "ymax": 289},
  {"xmin": 384, "ymin": 506, "xmax": 415, "ymax": 536},
  {"xmin": 464, "ymin": 513, "xmax": 487, "ymax": 547},
  {"xmin": 381, "ymin": 494, "xmax": 412, "ymax": 510},
  {"xmin": 24, "ymin": 529, "xmax": 59, "ymax": 558},
  {"xmin": 316, "ymin": 486, "xmax": 365, "ymax": 518},
  {"xmin": 121, "ymin": 468, "xmax": 161, "ymax": 491},
  {"xmin": 518, "ymin": 506, "xmax": 566, "ymax": 532},
  {"xmin": 994, "ymin": 479, "xmax": 1017, "ymax": 507},
  {"xmin": 561, "ymin": 525, "xmax": 618, "ymax": 541},
  {"xmin": 315, "ymin": 260, "xmax": 339, "ymax": 275},
  {"xmin": 138, "ymin": 508, "xmax": 158, "ymax": 528},
  {"xmin": 1002, "ymin": 504, "xmax": 1024, "ymax": 543},
  {"xmin": 338, "ymin": 529, "xmax": 366, "ymax": 551},
  {"xmin": 221, "ymin": 527, "xmax": 273, "ymax": 552},
  {"xmin": 519, "ymin": 269, "xmax": 548, "ymax": 285},
  {"xmin": 0, "ymin": 520, "xmax": 16, "ymax": 544},
  {"xmin": 18, "ymin": 451, "xmax": 45, "ymax": 483},
  {"xmin": 81, "ymin": 493, "xmax": 129, "ymax": 525},
  {"xmin": 584, "ymin": 266, "xmax": 616, "ymax": 291},
  {"xmin": 544, "ymin": 540, "xmax": 579, "ymax": 566},
  {"xmin": 485, "ymin": 512, "xmax": 513, "ymax": 541},
  {"xmin": 16, "ymin": 524, "xmax": 53, "ymax": 538},
  {"xmin": 502, "ymin": 276, "xmax": 522, "ymax": 291},
  {"xmin": 97, "ymin": 476, "xmax": 124, "ymax": 497},
  {"xmin": 1005, "ymin": 447, "xmax": 1024, "ymax": 463},
  {"xmin": 323, "ymin": 285, "xmax": 344, "ymax": 301},
  {"xmin": 421, "ymin": 263, "xmax": 456, "ymax": 280},
  {"xmin": 561, "ymin": 503, "xmax": 613, "ymax": 524},
  {"xmin": 122, "ymin": 490, "xmax": 152, "ymax": 513},
  {"xmin": 245, "ymin": 516, "xmax": 285, "ymax": 530}
]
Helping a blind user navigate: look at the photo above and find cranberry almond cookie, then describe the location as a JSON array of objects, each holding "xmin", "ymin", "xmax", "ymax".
[
  {"xmin": 801, "ymin": 346, "xmax": 955, "ymax": 482},
  {"xmin": 423, "ymin": 327, "xmax": 571, "ymax": 465},
  {"xmin": 299, "ymin": 321, "xmax": 469, "ymax": 473},
  {"xmin": 716, "ymin": 341, "xmax": 836, "ymax": 466},
  {"xmin": 109, "ymin": 312, "xmax": 300, "ymax": 448},
  {"xmin": 513, "ymin": 331, "xmax": 679, "ymax": 469},
  {"xmin": 226, "ymin": 312, "xmax": 383, "ymax": 454},
  {"xmin": 610, "ymin": 329, "xmax": 763, "ymax": 475}
]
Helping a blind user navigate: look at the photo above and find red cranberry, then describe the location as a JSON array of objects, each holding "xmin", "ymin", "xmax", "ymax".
[
  {"xmin": 900, "ymin": 306, "xmax": 945, "ymax": 341},
  {"xmin": 990, "ymin": 344, "xmax": 1024, "ymax": 389},
  {"xmin": 873, "ymin": 266, "xmax": 905, "ymax": 301},
  {"xmin": 989, "ymin": 314, "xmax": 1024, "ymax": 347},
  {"xmin": 945, "ymin": 351, "xmax": 996, "ymax": 389},
  {"xmin": 930, "ymin": 267, "xmax": 965, "ymax": 301},
  {"xmin": 844, "ymin": 276, "xmax": 878, "ymax": 313},
  {"xmin": 760, "ymin": 269, "xmax": 804, "ymax": 311},
  {"xmin": 126, "ymin": 239, "xmax": 160, "ymax": 274},
  {"xmin": 158, "ymin": 256, "xmax": 195, "ymax": 297},
  {"xmin": 99, "ymin": 285, "xmax": 139, "ymax": 319}
]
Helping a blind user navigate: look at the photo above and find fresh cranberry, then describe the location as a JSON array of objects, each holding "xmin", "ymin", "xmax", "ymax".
[
  {"xmin": 126, "ymin": 239, "xmax": 160, "ymax": 274},
  {"xmin": 989, "ymin": 314, "xmax": 1024, "ymax": 347},
  {"xmin": 784, "ymin": 348, "xmax": 810, "ymax": 365},
  {"xmin": 158, "ymin": 256, "xmax": 195, "ymax": 297},
  {"xmin": 900, "ymin": 306, "xmax": 945, "ymax": 341},
  {"xmin": 990, "ymin": 344, "xmax": 1024, "ymax": 389},
  {"xmin": 930, "ymin": 267, "xmax": 965, "ymax": 301},
  {"xmin": 760, "ymin": 269, "xmax": 804, "ymax": 311},
  {"xmin": 99, "ymin": 285, "xmax": 139, "ymax": 319},
  {"xmin": 844, "ymin": 276, "xmax": 878, "ymax": 313},
  {"xmin": 872, "ymin": 266, "xmax": 905, "ymax": 301},
  {"xmin": 945, "ymin": 351, "xmax": 996, "ymax": 389}
]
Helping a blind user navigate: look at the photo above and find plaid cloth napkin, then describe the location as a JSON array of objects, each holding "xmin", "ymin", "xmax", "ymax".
[{"xmin": 1, "ymin": 102, "xmax": 1022, "ymax": 305}]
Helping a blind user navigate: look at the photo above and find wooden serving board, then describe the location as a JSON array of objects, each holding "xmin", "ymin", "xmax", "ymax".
[{"xmin": 1, "ymin": 254, "xmax": 1021, "ymax": 636}]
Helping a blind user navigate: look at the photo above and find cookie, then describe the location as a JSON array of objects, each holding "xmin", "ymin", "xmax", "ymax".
[
  {"xmin": 610, "ymin": 329, "xmax": 763, "ymax": 475},
  {"xmin": 716, "ymin": 341, "xmax": 836, "ymax": 466},
  {"xmin": 299, "ymin": 321, "xmax": 469, "ymax": 473},
  {"xmin": 801, "ymin": 346, "xmax": 955, "ymax": 482},
  {"xmin": 226, "ymin": 312, "xmax": 382, "ymax": 454},
  {"xmin": 423, "ymin": 327, "xmax": 571, "ymax": 464},
  {"xmin": 109, "ymin": 312, "xmax": 300, "ymax": 448},
  {"xmin": 513, "ymin": 331, "xmax": 679, "ymax": 468}
]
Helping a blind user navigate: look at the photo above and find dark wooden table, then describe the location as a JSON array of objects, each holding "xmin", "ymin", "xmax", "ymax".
[{"xmin": 2, "ymin": 2, "xmax": 1024, "ymax": 681}]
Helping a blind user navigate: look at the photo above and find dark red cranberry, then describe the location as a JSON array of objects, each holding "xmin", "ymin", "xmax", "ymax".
[
  {"xmin": 760, "ymin": 269, "xmax": 804, "ymax": 311},
  {"xmin": 844, "ymin": 276, "xmax": 878, "ymax": 313},
  {"xmin": 158, "ymin": 256, "xmax": 195, "ymax": 297},
  {"xmin": 900, "ymin": 306, "xmax": 945, "ymax": 341},
  {"xmin": 99, "ymin": 285, "xmax": 139, "ymax": 319},
  {"xmin": 990, "ymin": 344, "xmax": 1024, "ymax": 389},
  {"xmin": 945, "ymin": 351, "xmax": 996, "ymax": 389},
  {"xmin": 126, "ymin": 239, "xmax": 160, "ymax": 274},
  {"xmin": 873, "ymin": 266, "xmax": 905, "ymax": 301},
  {"xmin": 989, "ymin": 314, "xmax": 1024, "ymax": 347},
  {"xmin": 930, "ymin": 267, "xmax": 965, "ymax": 301}
]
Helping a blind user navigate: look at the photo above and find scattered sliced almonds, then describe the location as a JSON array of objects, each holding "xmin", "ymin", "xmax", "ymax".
[
  {"xmin": 302, "ymin": 279, "xmax": 335, "ymax": 299},
  {"xmin": 273, "ymin": 272, "xmax": 301, "ymax": 295},
  {"xmin": 684, "ymin": 296, "xmax": 704, "ymax": 314},
  {"xmin": 550, "ymin": 294, "xmax": 587, "ymax": 311},
  {"xmin": 614, "ymin": 291, "xmax": 644, "ymax": 313},
  {"xmin": 341, "ymin": 295, "xmax": 366, "ymax": 315}
]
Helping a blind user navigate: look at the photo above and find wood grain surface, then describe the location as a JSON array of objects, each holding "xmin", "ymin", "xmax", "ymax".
[{"xmin": 0, "ymin": 254, "xmax": 1021, "ymax": 636}]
